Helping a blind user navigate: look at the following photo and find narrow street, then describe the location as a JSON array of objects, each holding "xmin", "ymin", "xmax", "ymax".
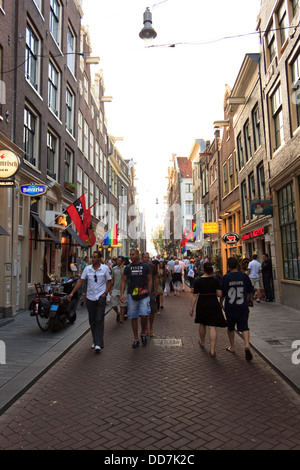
[{"xmin": 0, "ymin": 291, "xmax": 299, "ymax": 451}]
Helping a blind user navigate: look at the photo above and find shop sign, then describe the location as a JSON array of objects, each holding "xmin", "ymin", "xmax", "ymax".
[
  {"xmin": 21, "ymin": 183, "xmax": 47, "ymax": 196},
  {"xmin": 250, "ymin": 200, "xmax": 273, "ymax": 216},
  {"xmin": 0, "ymin": 150, "xmax": 20, "ymax": 179},
  {"xmin": 241, "ymin": 227, "xmax": 265, "ymax": 241},
  {"xmin": 222, "ymin": 232, "xmax": 240, "ymax": 245},
  {"xmin": 203, "ymin": 222, "xmax": 219, "ymax": 233}
]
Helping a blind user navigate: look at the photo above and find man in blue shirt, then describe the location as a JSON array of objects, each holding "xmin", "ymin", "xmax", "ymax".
[{"xmin": 222, "ymin": 257, "xmax": 254, "ymax": 361}]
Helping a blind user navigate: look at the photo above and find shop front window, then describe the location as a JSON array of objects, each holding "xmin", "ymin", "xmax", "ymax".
[{"xmin": 278, "ymin": 181, "xmax": 300, "ymax": 280}]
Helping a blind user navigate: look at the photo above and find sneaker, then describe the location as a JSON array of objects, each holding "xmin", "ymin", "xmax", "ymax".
[
  {"xmin": 95, "ymin": 345, "xmax": 101, "ymax": 353},
  {"xmin": 132, "ymin": 339, "xmax": 139, "ymax": 349},
  {"xmin": 257, "ymin": 299, "xmax": 261, "ymax": 303},
  {"xmin": 119, "ymin": 321, "xmax": 124, "ymax": 327},
  {"xmin": 141, "ymin": 334, "xmax": 147, "ymax": 346}
]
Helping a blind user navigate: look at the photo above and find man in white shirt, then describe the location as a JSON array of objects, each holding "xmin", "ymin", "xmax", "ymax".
[
  {"xmin": 68, "ymin": 251, "xmax": 112, "ymax": 352},
  {"xmin": 178, "ymin": 257, "xmax": 187, "ymax": 291},
  {"xmin": 247, "ymin": 254, "xmax": 262, "ymax": 303}
]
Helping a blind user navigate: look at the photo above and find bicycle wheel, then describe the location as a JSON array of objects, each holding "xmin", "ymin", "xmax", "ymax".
[{"xmin": 36, "ymin": 313, "xmax": 49, "ymax": 332}]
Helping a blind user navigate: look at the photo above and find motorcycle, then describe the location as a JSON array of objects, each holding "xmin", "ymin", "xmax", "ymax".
[{"xmin": 30, "ymin": 278, "xmax": 79, "ymax": 332}]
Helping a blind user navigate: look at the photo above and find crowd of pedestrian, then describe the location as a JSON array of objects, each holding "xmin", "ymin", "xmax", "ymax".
[{"xmin": 68, "ymin": 250, "xmax": 273, "ymax": 361}]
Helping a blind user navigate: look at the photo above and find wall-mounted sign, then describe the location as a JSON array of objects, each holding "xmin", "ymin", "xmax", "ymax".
[
  {"xmin": 21, "ymin": 183, "xmax": 47, "ymax": 196},
  {"xmin": 203, "ymin": 222, "xmax": 219, "ymax": 233},
  {"xmin": 222, "ymin": 232, "xmax": 241, "ymax": 245},
  {"xmin": 241, "ymin": 227, "xmax": 266, "ymax": 241},
  {"xmin": 250, "ymin": 200, "xmax": 273, "ymax": 216},
  {"xmin": 45, "ymin": 210, "xmax": 67, "ymax": 229},
  {"xmin": 0, "ymin": 150, "xmax": 20, "ymax": 179}
]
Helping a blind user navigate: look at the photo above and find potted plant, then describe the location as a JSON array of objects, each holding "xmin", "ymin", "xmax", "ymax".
[{"xmin": 64, "ymin": 181, "xmax": 77, "ymax": 193}]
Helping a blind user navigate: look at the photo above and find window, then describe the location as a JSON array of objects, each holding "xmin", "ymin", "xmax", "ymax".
[
  {"xmin": 252, "ymin": 104, "xmax": 261, "ymax": 151},
  {"xmin": 84, "ymin": 173, "xmax": 89, "ymax": 204},
  {"xmin": 270, "ymin": 84, "xmax": 284, "ymax": 151},
  {"xmin": 266, "ymin": 22, "xmax": 277, "ymax": 65},
  {"xmin": 95, "ymin": 187, "xmax": 100, "ymax": 219},
  {"xmin": 33, "ymin": 0, "xmax": 42, "ymax": 11},
  {"xmin": 47, "ymin": 130, "xmax": 58, "ymax": 180},
  {"xmin": 48, "ymin": 60, "xmax": 60, "ymax": 117},
  {"xmin": 89, "ymin": 131, "xmax": 94, "ymax": 166},
  {"xmin": 49, "ymin": 0, "xmax": 61, "ymax": 46},
  {"xmin": 248, "ymin": 172, "xmax": 255, "ymax": 219},
  {"xmin": 67, "ymin": 26, "xmax": 76, "ymax": 75},
  {"xmin": 290, "ymin": 0, "xmax": 299, "ymax": 17},
  {"xmin": 84, "ymin": 75, "xmax": 89, "ymax": 104},
  {"xmin": 244, "ymin": 120, "xmax": 252, "ymax": 162},
  {"xmin": 66, "ymin": 86, "xmax": 74, "ymax": 135},
  {"xmin": 223, "ymin": 162, "xmax": 228, "ymax": 196},
  {"xmin": 95, "ymin": 141, "xmax": 99, "ymax": 174},
  {"xmin": 257, "ymin": 162, "xmax": 266, "ymax": 199},
  {"xmin": 83, "ymin": 120, "xmax": 89, "ymax": 159},
  {"xmin": 228, "ymin": 155, "xmax": 234, "ymax": 191},
  {"xmin": 241, "ymin": 181, "xmax": 249, "ymax": 223},
  {"xmin": 100, "ymin": 148, "xmax": 104, "ymax": 179},
  {"xmin": 278, "ymin": 2, "xmax": 288, "ymax": 47},
  {"xmin": 24, "ymin": 106, "xmax": 39, "ymax": 166},
  {"xmin": 185, "ymin": 201, "xmax": 193, "ymax": 215},
  {"xmin": 89, "ymin": 181, "xmax": 94, "ymax": 216},
  {"xmin": 103, "ymin": 155, "xmax": 107, "ymax": 183},
  {"xmin": 77, "ymin": 166, "xmax": 83, "ymax": 196},
  {"xmin": 25, "ymin": 24, "xmax": 40, "ymax": 91},
  {"xmin": 291, "ymin": 52, "xmax": 300, "ymax": 130},
  {"xmin": 65, "ymin": 148, "xmax": 73, "ymax": 183},
  {"xmin": 185, "ymin": 183, "xmax": 192, "ymax": 193},
  {"xmin": 78, "ymin": 111, "xmax": 83, "ymax": 151},
  {"xmin": 237, "ymin": 133, "xmax": 244, "ymax": 170},
  {"xmin": 278, "ymin": 181, "xmax": 300, "ymax": 280}
]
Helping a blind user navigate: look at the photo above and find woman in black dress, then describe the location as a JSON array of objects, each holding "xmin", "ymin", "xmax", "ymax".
[{"xmin": 190, "ymin": 262, "xmax": 227, "ymax": 357}]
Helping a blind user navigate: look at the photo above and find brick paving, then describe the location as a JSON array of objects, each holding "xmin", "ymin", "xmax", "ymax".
[{"xmin": 0, "ymin": 291, "xmax": 300, "ymax": 450}]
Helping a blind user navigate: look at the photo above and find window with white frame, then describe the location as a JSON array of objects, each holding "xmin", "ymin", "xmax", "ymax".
[
  {"xmin": 67, "ymin": 26, "xmax": 76, "ymax": 75},
  {"xmin": 48, "ymin": 59, "xmax": 60, "ymax": 117},
  {"xmin": 103, "ymin": 155, "xmax": 107, "ymax": 183},
  {"xmin": 185, "ymin": 201, "xmax": 193, "ymax": 215},
  {"xmin": 95, "ymin": 141, "xmax": 99, "ymax": 174},
  {"xmin": 228, "ymin": 155, "xmax": 234, "ymax": 192},
  {"xmin": 24, "ymin": 105, "xmax": 39, "ymax": 167},
  {"xmin": 89, "ymin": 181, "xmax": 94, "ymax": 216},
  {"xmin": 248, "ymin": 172, "xmax": 256, "ymax": 219},
  {"xmin": 25, "ymin": 23, "xmax": 40, "ymax": 91},
  {"xmin": 78, "ymin": 111, "xmax": 83, "ymax": 151},
  {"xmin": 66, "ymin": 86, "xmax": 74, "ymax": 135},
  {"xmin": 95, "ymin": 186, "xmax": 100, "ymax": 219},
  {"xmin": 84, "ymin": 173, "xmax": 89, "ymax": 203},
  {"xmin": 49, "ymin": 0, "xmax": 61, "ymax": 47},
  {"xmin": 83, "ymin": 120, "xmax": 89, "ymax": 159},
  {"xmin": 89, "ymin": 131, "xmax": 94, "ymax": 166},
  {"xmin": 77, "ymin": 166, "xmax": 83, "ymax": 196},
  {"xmin": 223, "ymin": 162, "xmax": 228, "ymax": 196},
  {"xmin": 290, "ymin": 0, "xmax": 299, "ymax": 17},
  {"xmin": 84, "ymin": 74, "xmax": 89, "ymax": 104},
  {"xmin": 100, "ymin": 148, "xmax": 104, "ymax": 179},
  {"xmin": 47, "ymin": 130, "xmax": 58, "ymax": 180},
  {"xmin": 270, "ymin": 84, "xmax": 284, "ymax": 151}
]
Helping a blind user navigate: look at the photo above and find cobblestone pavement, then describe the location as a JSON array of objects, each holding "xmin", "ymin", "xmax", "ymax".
[{"xmin": 0, "ymin": 291, "xmax": 300, "ymax": 451}]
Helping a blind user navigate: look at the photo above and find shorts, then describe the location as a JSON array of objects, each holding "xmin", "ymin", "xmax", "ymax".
[
  {"xmin": 250, "ymin": 277, "xmax": 260, "ymax": 289},
  {"xmin": 127, "ymin": 294, "xmax": 151, "ymax": 319},
  {"xmin": 225, "ymin": 310, "xmax": 249, "ymax": 332},
  {"xmin": 110, "ymin": 289, "xmax": 127, "ymax": 307}
]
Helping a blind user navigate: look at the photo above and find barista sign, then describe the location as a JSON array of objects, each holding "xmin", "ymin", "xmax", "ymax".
[{"xmin": 0, "ymin": 150, "xmax": 20, "ymax": 184}]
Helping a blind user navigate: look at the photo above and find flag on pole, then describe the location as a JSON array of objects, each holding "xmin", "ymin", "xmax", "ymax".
[
  {"xmin": 66, "ymin": 194, "xmax": 96, "ymax": 248},
  {"xmin": 103, "ymin": 223, "xmax": 118, "ymax": 246},
  {"xmin": 180, "ymin": 227, "xmax": 189, "ymax": 254},
  {"xmin": 190, "ymin": 221, "xmax": 201, "ymax": 242}
]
